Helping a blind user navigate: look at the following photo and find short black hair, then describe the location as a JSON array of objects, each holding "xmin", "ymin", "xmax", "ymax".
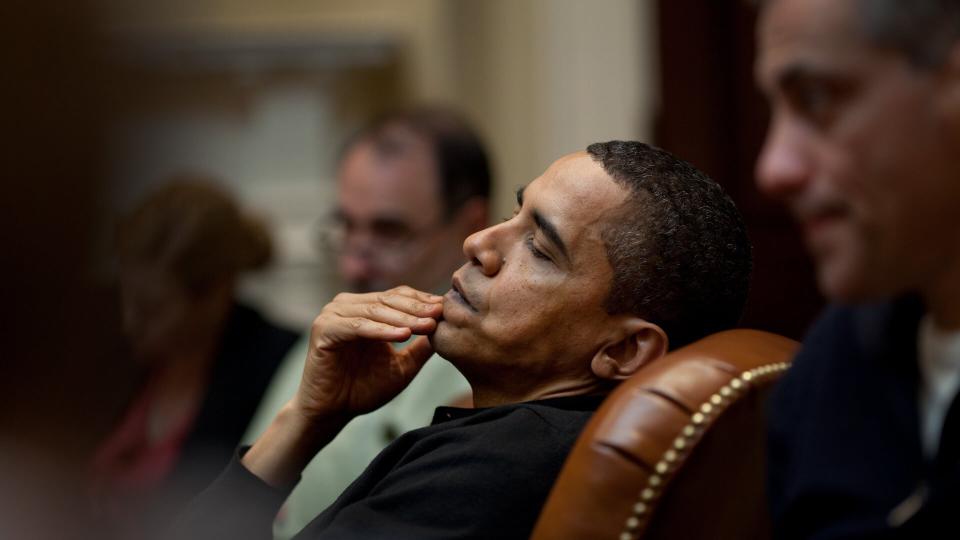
[
  {"xmin": 341, "ymin": 106, "xmax": 492, "ymax": 219},
  {"xmin": 587, "ymin": 141, "xmax": 752, "ymax": 349}
]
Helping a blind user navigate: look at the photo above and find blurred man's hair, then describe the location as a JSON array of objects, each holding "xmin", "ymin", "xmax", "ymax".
[
  {"xmin": 341, "ymin": 106, "xmax": 492, "ymax": 219},
  {"xmin": 857, "ymin": 0, "xmax": 960, "ymax": 67},
  {"xmin": 588, "ymin": 141, "xmax": 752, "ymax": 349},
  {"xmin": 756, "ymin": 0, "xmax": 960, "ymax": 68}
]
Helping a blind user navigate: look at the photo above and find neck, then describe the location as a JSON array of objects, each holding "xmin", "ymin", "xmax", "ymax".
[{"xmin": 469, "ymin": 378, "xmax": 610, "ymax": 409}]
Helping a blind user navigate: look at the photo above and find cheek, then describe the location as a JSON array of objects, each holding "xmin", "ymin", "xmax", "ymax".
[
  {"xmin": 841, "ymin": 91, "xmax": 942, "ymax": 212},
  {"xmin": 482, "ymin": 287, "xmax": 601, "ymax": 354},
  {"xmin": 480, "ymin": 267, "xmax": 556, "ymax": 343}
]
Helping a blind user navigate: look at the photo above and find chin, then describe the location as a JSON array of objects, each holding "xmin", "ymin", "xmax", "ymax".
[
  {"xmin": 429, "ymin": 321, "xmax": 474, "ymax": 365},
  {"xmin": 816, "ymin": 257, "xmax": 889, "ymax": 303},
  {"xmin": 428, "ymin": 321, "xmax": 454, "ymax": 357}
]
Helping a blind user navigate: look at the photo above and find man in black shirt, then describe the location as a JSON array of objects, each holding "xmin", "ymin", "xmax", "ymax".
[{"xmin": 172, "ymin": 141, "xmax": 752, "ymax": 539}]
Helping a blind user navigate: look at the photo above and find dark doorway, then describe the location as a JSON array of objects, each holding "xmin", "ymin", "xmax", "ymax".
[{"xmin": 654, "ymin": 0, "xmax": 823, "ymax": 340}]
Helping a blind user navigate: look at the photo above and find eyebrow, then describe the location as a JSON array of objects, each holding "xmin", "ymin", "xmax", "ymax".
[
  {"xmin": 774, "ymin": 61, "xmax": 848, "ymax": 92},
  {"xmin": 516, "ymin": 185, "xmax": 570, "ymax": 261}
]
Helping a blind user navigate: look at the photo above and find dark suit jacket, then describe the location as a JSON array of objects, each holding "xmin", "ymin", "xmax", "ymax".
[
  {"xmin": 166, "ymin": 302, "xmax": 299, "ymax": 498},
  {"xmin": 768, "ymin": 296, "xmax": 960, "ymax": 539},
  {"xmin": 101, "ymin": 302, "xmax": 298, "ymax": 539}
]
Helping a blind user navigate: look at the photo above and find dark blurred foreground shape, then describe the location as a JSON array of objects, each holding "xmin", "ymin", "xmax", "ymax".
[
  {"xmin": 532, "ymin": 329, "xmax": 798, "ymax": 540},
  {"xmin": 0, "ymin": 3, "xmax": 134, "ymax": 540}
]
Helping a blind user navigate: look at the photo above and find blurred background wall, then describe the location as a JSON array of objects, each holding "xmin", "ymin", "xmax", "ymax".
[{"xmin": 99, "ymin": 0, "xmax": 658, "ymax": 328}]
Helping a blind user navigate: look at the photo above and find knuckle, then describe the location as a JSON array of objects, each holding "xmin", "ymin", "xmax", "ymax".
[
  {"xmin": 311, "ymin": 314, "xmax": 326, "ymax": 330},
  {"xmin": 350, "ymin": 318, "xmax": 363, "ymax": 329},
  {"xmin": 364, "ymin": 303, "xmax": 382, "ymax": 318}
]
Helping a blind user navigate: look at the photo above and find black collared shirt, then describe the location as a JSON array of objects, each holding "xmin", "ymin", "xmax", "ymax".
[{"xmin": 172, "ymin": 394, "xmax": 605, "ymax": 540}]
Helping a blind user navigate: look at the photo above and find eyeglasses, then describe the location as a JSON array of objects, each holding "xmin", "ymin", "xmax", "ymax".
[{"xmin": 315, "ymin": 214, "xmax": 447, "ymax": 256}]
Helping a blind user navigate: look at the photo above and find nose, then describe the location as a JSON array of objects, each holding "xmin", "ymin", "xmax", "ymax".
[
  {"xmin": 462, "ymin": 223, "xmax": 503, "ymax": 276},
  {"xmin": 755, "ymin": 112, "xmax": 813, "ymax": 201}
]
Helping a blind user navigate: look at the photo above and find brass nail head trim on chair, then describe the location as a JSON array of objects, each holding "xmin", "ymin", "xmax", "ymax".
[{"xmin": 618, "ymin": 361, "xmax": 791, "ymax": 539}]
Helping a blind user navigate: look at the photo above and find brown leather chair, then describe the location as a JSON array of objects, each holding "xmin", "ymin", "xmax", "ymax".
[{"xmin": 531, "ymin": 329, "xmax": 798, "ymax": 540}]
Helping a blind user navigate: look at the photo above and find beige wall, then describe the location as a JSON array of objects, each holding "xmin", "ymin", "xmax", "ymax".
[
  {"xmin": 449, "ymin": 0, "xmax": 658, "ymax": 219},
  {"xmin": 105, "ymin": 0, "xmax": 657, "ymax": 214},
  {"xmin": 103, "ymin": 0, "xmax": 659, "ymax": 325}
]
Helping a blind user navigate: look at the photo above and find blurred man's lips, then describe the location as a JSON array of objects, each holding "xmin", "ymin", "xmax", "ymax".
[
  {"xmin": 802, "ymin": 210, "xmax": 844, "ymax": 237},
  {"xmin": 793, "ymin": 202, "xmax": 848, "ymax": 242}
]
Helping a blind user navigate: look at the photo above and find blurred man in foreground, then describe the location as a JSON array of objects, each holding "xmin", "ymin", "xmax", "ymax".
[
  {"xmin": 244, "ymin": 107, "xmax": 489, "ymax": 537},
  {"xmin": 756, "ymin": 0, "xmax": 960, "ymax": 536},
  {"xmin": 173, "ymin": 141, "xmax": 752, "ymax": 539}
]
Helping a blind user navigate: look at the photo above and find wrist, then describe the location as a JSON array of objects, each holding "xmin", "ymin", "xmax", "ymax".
[
  {"xmin": 241, "ymin": 401, "xmax": 350, "ymax": 488},
  {"xmin": 285, "ymin": 394, "xmax": 351, "ymax": 429},
  {"xmin": 277, "ymin": 400, "xmax": 351, "ymax": 449}
]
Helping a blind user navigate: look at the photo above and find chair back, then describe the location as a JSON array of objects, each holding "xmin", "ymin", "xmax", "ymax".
[{"xmin": 530, "ymin": 329, "xmax": 798, "ymax": 540}]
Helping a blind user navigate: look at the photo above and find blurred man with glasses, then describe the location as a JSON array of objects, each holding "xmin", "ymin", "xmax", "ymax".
[
  {"xmin": 245, "ymin": 107, "xmax": 490, "ymax": 538},
  {"xmin": 321, "ymin": 110, "xmax": 489, "ymax": 293}
]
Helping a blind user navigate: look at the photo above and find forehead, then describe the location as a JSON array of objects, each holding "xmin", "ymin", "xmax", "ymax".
[
  {"xmin": 525, "ymin": 152, "xmax": 627, "ymax": 255},
  {"xmin": 336, "ymin": 137, "xmax": 441, "ymax": 220},
  {"xmin": 756, "ymin": 0, "xmax": 873, "ymax": 88}
]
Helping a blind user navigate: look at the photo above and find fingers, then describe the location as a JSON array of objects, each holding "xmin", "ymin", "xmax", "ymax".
[
  {"xmin": 320, "ymin": 317, "xmax": 412, "ymax": 346},
  {"xmin": 378, "ymin": 289, "xmax": 443, "ymax": 317},
  {"xmin": 328, "ymin": 287, "xmax": 442, "ymax": 332},
  {"xmin": 314, "ymin": 286, "xmax": 445, "ymax": 349},
  {"xmin": 387, "ymin": 285, "xmax": 444, "ymax": 304},
  {"xmin": 334, "ymin": 286, "xmax": 442, "ymax": 307}
]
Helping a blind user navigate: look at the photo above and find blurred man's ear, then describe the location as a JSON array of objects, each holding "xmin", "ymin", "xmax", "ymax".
[
  {"xmin": 590, "ymin": 319, "xmax": 668, "ymax": 381},
  {"xmin": 454, "ymin": 197, "xmax": 489, "ymax": 234}
]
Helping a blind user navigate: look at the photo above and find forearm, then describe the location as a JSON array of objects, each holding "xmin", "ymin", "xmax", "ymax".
[{"xmin": 241, "ymin": 400, "xmax": 350, "ymax": 488}]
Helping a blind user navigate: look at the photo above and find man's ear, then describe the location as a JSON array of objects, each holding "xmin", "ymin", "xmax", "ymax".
[{"xmin": 590, "ymin": 318, "xmax": 668, "ymax": 381}]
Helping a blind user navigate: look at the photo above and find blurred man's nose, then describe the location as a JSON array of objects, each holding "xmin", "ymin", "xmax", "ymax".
[
  {"xmin": 339, "ymin": 250, "xmax": 375, "ymax": 284},
  {"xmin": 462, "ymin": 223, "xmax": 502, "ymax": 277},
  {"xmin": 756, "ymin": 114, "xmax": 812, "ymax": 201}
]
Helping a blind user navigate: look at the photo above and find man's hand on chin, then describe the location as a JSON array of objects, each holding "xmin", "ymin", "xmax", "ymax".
[{"xmin": 242, "ymin": 286, "xmax": 443, "ymax": 488}]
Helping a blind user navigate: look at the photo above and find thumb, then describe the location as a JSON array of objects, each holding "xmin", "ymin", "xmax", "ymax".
[{"xmin": 400, "ymin": 335, "xmax": 435, "ymax": 371}]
